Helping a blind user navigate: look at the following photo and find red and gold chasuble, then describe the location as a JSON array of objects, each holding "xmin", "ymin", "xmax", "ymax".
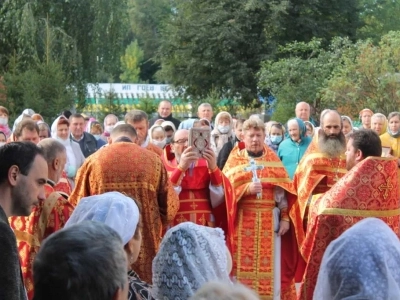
[
  {"xmin": 162, "ymin": 145, "xmax": 234, "ymax": 237},
  {"xmin": 223, "ymin": 145, "xmax": 294, "ymax": 299},
  {"xmin": 54, "ymin": 170, "xmax": 72, "ymax": 198},
  {"xmin": 9, "ymin": 184, "xmax": 74, "ymax": 299},
  {"xmin": 69, "ymin": 142, "xmax": 179, "ymax": 283},
  {"xmin": 290, "ymin": 149, "xmax": 347, "ymax": 249},
  {"xmin": 299, "ymin": 157, "xmax": 400, "ymax": 300}
]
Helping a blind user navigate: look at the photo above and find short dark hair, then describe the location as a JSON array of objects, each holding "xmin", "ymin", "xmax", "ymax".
[
  {"xmin": 14, "ymin": 119, "xmax": 39, "ymax": 138},
  {"xmin": 33, "ymin": 221, "xmax": 127, "ymax": 300},
  {"xmin": 348, "ymin": 129, "xmax": 382, "ymax": 158},
  {"xmin": 110, "ymin": 124, "xmax": 137, "ymax": 138},
  {"xmin": 124, "ymin": 110, "xmax": 148, "ymax": 123},
  {"xmin": 62, "ymin": 110, "xmax": 72, "ymax": 119},
  {"xmin": 69, "ymin": 113, "xmax": 84, "ymax": 122},
  {"xmin": 0, "ymin": 142, "xmax": 44, "ymax": 185}
]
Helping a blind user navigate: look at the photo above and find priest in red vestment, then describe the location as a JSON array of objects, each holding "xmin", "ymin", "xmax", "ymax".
[
  {"xmin": 161, "ymin": 129, "xmax": 233, "ymax": 233},
  {"xmin": 299, "ymin": 129, "xmax": 400, "ymax": 299},
  {"xmin": 223, "ymin": 117, "xmax": 296, "ymax": 299},
  {"xmin": 69, "ymin": 124, "xmax": 179, "ymax": 283},
  {"xmin": 9, "ymin": 138, "xmax": 74, "ymax": 299}
]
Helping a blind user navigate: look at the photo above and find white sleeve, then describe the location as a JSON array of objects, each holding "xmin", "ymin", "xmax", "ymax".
[
  {"xmin": 209, "ymin": 184, "xmax": 224, "ymax": 208},
  {"xmin": 274, "ymin": 186, "xmax": 288, "ymax": 209}
]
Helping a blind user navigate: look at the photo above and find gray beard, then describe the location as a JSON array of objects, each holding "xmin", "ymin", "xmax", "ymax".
[{"xmin": 318, "ymin": 132, "xmax": 346, "ymax": 157}]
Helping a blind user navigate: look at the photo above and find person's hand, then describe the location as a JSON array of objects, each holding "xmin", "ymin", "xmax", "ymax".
[
  {"xmin": 178, "ymin": 146, "xmax": 198, "ymax": 171},
  {"xmin": 277, "ymin": 220, "xmax": 290, "ymax": 236},
  {"xmin": 202, "ymin": 148, "xmax": 217, "ymax": 170},
  {"xmin": 248, "ymin": 182, "xmax": 262, "ymax": 195}
]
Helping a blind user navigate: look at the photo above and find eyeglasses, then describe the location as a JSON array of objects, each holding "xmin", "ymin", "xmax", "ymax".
[{"xmin": 173, "ymin": 139, "xmax": 188, "ymax": 145}]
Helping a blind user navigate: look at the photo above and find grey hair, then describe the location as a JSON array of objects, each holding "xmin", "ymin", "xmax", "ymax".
[
  {"xmin": 33, "ymin": 221, "xmax": 127, "ymax": 300},
  {"xmin": 190, "ymin": 281, "xmax": 260, "ymax": 300},
  {"xmin": 38, "ymin": 138, "xmax": 66, "ymax": 163},
  {"xmin": 125, "ymin": 109, "xmax": 148, "ymax": 123}
]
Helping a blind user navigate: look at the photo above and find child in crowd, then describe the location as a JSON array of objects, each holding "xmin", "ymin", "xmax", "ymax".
[
  {"xmin": 149, "ymin": 125, "xmax": 167, "ymax": 149},
  {"xmin": 265, "ymin": 122, "xmax": 285, "ymax": 154}
]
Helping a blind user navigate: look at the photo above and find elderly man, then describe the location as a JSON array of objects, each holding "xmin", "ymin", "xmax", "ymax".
[
  {"xmin": 33, "ymin": 222, "xmax": 129, "ymax": 300},
  {"xmin": 299, "ymin": 129, "xmax": 400, "ymax": 299},
  {"xmin": 103, "ymin": 113, "xmax": 118, "ymax": 138},
  {"xmin": 0, "ymin": 142, "xmax": 47, "ymax": 300},
  {"xmin": 295, "ymin": 101, "xmax": 317, "ymax": 126},
  {"xmin": 13, "ymin": 119, "xmax": 40, "ymax": 144},
  {"xmin": 161, "ymin": 129, "xmax": 232, "ymax": 230},
  {"xmin": 149, "ymin": 100, "xmax": 181, "ymax": 129},
  {"xmin": 178, "ymin": 103, "xmax": 214, "ymax": 130},
  {"xmin": 9, "ymin": 139, "xmax": 73, "ymax": 299},
  {"xmin": 69, "ymin": 124, "xmax": 179, "ymax": 283},
  {"xmin": 124, "ymin": 109, "xmax": 162, "ymax": 155},
  {"xmin": 223, "ymin": 117, "xmax": 295, "ymax": 299},
  {"xmin": 69, "ymin": 113, "xmax": 98, "ymax": 157}
]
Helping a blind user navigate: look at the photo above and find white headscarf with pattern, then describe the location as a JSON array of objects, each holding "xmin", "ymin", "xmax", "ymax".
[
  {"xmin": 314, "ymin": 218, "xmax": 400, "ymax": 300},
  {"xmin": 152, "ymin": 222, "xmax": 231, "ymax": 299}
]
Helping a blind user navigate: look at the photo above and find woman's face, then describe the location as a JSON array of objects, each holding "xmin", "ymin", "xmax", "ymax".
[
  {"xmin": 371, "ymin": 118, "xmax": 385, "ymax": 135},
  {"xmin": 57, "ymin": 124, "xmax": 69, "ymax": 140},
  {"xmin": 306, "ymin": 124, "xmax": 313, "ymax": 137},
  {"xmin": 342, "ymin": 120, "xmax": 352, "ymax": 136},
  {"xmin": 234, "ymin": 123, "xmax": 244, "ymax": 141},
  {"xmin": 125, "ymin": 227, "xmax": 142, "ymax": 269},
  {"xmin": 39, "ymin": 129, "xmax": 49, "ymax": 140},
  {"xmin": 389, "ymin": 116, "xmax": 400, "ymax": 133},
  {"xmin": 288, "ymin": 122, "xmax": 300, "ymax": 142},
  {"xmin": 0, "ymin": 133, "xmax": 6, "ymax": 142},
  {"xmin": 152, "ymin": 129, "xmax": 166, "ymax": 142},
  {"xmin": 269, "ymin": 126, "xmax": 283, "ymax": 137}
]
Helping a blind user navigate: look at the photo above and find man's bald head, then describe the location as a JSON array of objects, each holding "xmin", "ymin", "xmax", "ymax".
[
  {"xmin": 295, "ymin": 102, "xmax": 310, "ymax": 121},
  {"xmin": 110, "ymin": 124, "xmax": 137, "ymax": 143},
  {"xmin": 38, "ymin": 138, "xmax": 66, "ymax": 164}
]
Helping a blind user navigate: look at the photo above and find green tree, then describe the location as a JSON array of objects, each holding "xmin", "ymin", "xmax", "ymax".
[
  {"xmin": 120, "ymin": 40, "xmax": 144, "ymax": 83},
  {"xmin": 323, "ymin": 31, "xmax": 400, "ymax": 116},
  {"xmin": 358, "ymin": 0, "xmax": 400, "ymax": 42},
  {"xmin": 97, "ymin": 90, "xmax": 125, "ymax": 121},
  {"xmin": 127, "ymin": 0, "xmax": 172, "ymax": 82},
  {"xmin": 258, "ymin": 38, "xmax": 354, "ymax": 123},
  {"xmin": 157, "ymin": 0, "xmax": 270, "ymax": 106}
]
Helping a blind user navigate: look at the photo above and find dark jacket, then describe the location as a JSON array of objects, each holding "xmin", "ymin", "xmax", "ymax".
[
  {"xmin": 71, "ymin": 132, "xmax": 98, "ymax": 158},
  {"xmin": 217, "ymin": 136, "xmax": 237, "ymax": 170},
  {"xmin": 149, "ymin": 113, "xmax": 181, "ymax": 130},
  {"xmin": 0, "ymin": 206, "xmax": 27, "ymax": 300}
]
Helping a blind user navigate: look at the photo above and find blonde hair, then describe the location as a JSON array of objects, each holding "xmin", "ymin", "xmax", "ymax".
[{"xmin": 243, "ymin": 117, "xmax": 265, "ymax": 134}]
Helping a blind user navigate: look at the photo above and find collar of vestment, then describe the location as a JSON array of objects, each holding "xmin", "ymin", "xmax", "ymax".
[
  {"xmin": 246, "ymin": 150, "xmax": 264, "ymax": 158},
  {"xmin": 114, "ymin": 136, "xmax": 133, "ymax": 143}
]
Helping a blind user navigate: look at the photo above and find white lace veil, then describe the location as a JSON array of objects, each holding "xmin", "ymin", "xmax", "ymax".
[
  {"xmin": 152, "ymin": 222, "xmax": 231, "ymax": 299},
  {"xmin": 65, "ymin": 192, "xmax": 140, "ymax": 245},
  {"xmin": 314, "ymin": 218, "xmax": 400, "ymax": 300}
]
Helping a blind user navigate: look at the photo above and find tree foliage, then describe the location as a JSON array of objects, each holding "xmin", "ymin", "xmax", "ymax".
[
  {"xmin": 323, "ymin": 31, "xmax": 400, "ymax": 117},
  {"xmin": 120, "ymin": 40, "xmax": 144, "ymax": 83},
  {"xmin": 127, "ymin": 0, "xmax": 171, "ymax": 82},
  {"xmin": 158, "ymin": 0, "xmax": 270, "ymax": 106},
  {"xmin": 258, "ymin": 38, "xmax": 354, "ymax": 123}
]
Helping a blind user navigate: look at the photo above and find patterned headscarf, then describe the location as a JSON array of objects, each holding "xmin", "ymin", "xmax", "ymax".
[
  {"xmin": 65, "ymin": 192, "xmax": 140, "ymax": 245},
  {"xmin": 314, "ymin": 218, "xmax": 400, "ymax": 299},
  {"xmin": 152, "ymin": 222, "xmax": 231, "ymax": 299}
]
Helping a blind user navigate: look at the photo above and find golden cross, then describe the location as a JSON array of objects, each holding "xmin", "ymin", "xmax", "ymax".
[{"xmin": 378, "ymin": 178, "xmax": 393, "ymax": 200}]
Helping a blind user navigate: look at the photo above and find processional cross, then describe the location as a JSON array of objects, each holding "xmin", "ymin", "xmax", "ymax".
[{"xmin": 243, "ymin": 158, "xmax": 264, "ymax": 199}]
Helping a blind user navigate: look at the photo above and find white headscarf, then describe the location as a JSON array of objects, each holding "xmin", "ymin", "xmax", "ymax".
[
  {"xmin": 314, "ymin": 218, "xmax": 400, "ymax": 300},
  {"xmin": 152, "ymin": 222, "xmax": 231, "ymax": 300},
  {"xmin": 65, "ymin": 192, "xmax": 140, "ymax": 245}
]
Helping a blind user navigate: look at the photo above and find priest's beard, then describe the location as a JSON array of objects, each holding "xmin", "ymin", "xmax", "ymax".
[{"xmin": 318, "ymin": 131, "xmax": 346, "ymax": 157}]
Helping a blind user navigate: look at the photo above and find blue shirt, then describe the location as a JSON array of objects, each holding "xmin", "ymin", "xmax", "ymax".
[{"xmin": 278, "ymin": 136, "xmax": 312, "ymax": 179}]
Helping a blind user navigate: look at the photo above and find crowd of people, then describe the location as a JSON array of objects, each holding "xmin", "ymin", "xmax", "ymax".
[{"xmin": 0, "ymin": 100, "xmax": 400, "ymax": 300}]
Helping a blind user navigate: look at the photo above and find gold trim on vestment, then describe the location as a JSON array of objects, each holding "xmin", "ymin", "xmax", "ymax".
[
  {"xmin": 15, "ymin": 230, "xmax": 40, "ymax": 248},
  {"xmin": 320, "ymin": 207, "xmax": 400, "ymax": 217}
]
